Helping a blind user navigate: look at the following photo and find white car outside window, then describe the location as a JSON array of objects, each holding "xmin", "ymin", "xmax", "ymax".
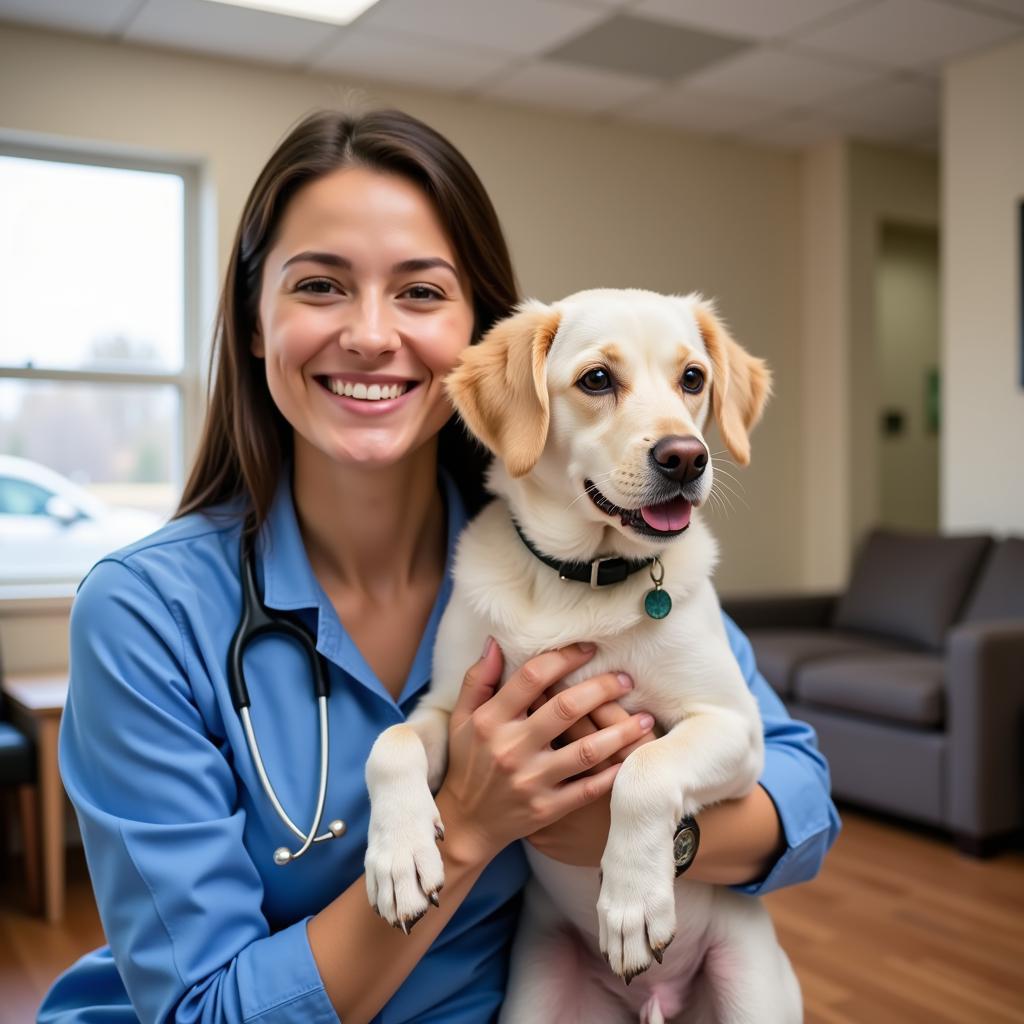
[{"xmin": 0, "ymin": 455, "xmax": 165, "ymax": 586}]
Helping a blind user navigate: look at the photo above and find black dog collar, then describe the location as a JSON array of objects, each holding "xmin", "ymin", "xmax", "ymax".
[{"xmin": 512, "ymin": 520, "xmax": 653, "ymax": 590}]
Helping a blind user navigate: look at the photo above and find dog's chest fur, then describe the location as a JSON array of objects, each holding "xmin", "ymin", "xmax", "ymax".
[{"xmin": 453, "ymin": 501, "xmax": 731, "ymax": 728}]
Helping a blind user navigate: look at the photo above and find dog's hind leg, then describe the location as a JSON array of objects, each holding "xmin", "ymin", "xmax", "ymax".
[
  {"xmin": 500, "ymin": 883, "xmax": 632, "ymax": 1024},
  {"xmin": 699, "ymin": 894, "xmax": 802, "ymax": 1024}
]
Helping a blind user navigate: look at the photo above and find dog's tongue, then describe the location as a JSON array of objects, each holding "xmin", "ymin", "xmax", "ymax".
[{"xmin": 640, "ymin": 496, "xmax": 692, "ymax": 532}]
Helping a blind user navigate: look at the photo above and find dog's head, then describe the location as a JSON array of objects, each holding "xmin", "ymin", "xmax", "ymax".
[{"xmin": 446, "ymin": 289, "xmax": 771, "ymax": 550}]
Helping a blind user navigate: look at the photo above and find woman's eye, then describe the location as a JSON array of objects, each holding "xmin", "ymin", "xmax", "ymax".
[
  {"xmin": 403, "ymin": 284, "xmax": 444, "ymax": 301},
  {"xmin": 296, "ymin": 278, "xmax": 339, "ymax": 295},
  {"xmin": 682, "ymin": 367, "xmax": 705, "ymax": 393},
  {"xmin": 578, "ymin": 368, "xmax": 613, "ymax": 393}
]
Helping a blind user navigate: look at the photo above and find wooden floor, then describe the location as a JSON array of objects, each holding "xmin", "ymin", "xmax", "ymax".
[{"xmin": 1, "ymin": 809, "xmax": 1022, "ymax": 1022}]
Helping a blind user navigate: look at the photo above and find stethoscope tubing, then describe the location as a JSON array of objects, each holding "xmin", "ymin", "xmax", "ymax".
[{"xmin": 231, "ymin": 537, "xmax": 346, "ymax": 865}]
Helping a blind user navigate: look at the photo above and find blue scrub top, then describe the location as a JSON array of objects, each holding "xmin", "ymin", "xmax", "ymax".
[{"xmin": 39, "ymin": 472, "xmax": 839, "ymax": 1023}]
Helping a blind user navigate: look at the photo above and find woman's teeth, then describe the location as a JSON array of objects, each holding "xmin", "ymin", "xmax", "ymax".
[{"xmin": 326, "ymin": 379, "xmax": 409, "ymax": 401}]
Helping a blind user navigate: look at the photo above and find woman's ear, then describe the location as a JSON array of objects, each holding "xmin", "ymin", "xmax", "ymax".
[
  {"xmin": 445, "ymin": 301, "xmax": 561, "ymax": 478},
  {"xmin": 691, "ymin": 297, "xmax": 772, "ymax": 466}
]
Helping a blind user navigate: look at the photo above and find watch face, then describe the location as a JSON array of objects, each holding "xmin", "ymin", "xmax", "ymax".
[{"xmin": 674, "ymin": 827, "xmax": 697, "ymax": 867}]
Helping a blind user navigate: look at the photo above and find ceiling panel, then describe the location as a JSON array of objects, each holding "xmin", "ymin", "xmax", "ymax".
[
  {"xmin": 311, "ymin": 26, "xmax": 510, "ymax": 90},
  {"xmin": 545, "ymin": 13, "xmax": 752, "ymax": 78},
  {"xmin": 0, "ymin": 0, "xmax": 140, "ymax": 35},
  {"xmin": 795, "ymin": 0, "xmax": 1023, "ymax": 70},
  {"xmin": 355, "ymin": 0, "xmax": 607, "ymax": 57},
  {"xmin": 632, "ymin": 0, "xmax": 866, "ymax": 40},
  {"xmin": 481, "ymin": 60, "xmax": 659, "ymax": 114},
  {"xmin": 123, "ymin": 0, "xmax": 338, "ymax": 65},
  {"xmin": 684, "ymin": 45, "xmax": 882, "ymax": 105}
]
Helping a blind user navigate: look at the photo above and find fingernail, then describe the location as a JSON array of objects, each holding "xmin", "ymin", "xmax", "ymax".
[
  {"xmin": 639, "ymin": 714, "xmax": 655, "ymax": 731},
  {"xmin": 578, "ymin": 642, "xmax": 596, "ymax": 653},
  {"xmin": 481, "ymin": 636, "xmax": 495, "ymax": 659},
  {"xmin": 617, "ymin": 673, "xmax": 633, "ymax": 690}
]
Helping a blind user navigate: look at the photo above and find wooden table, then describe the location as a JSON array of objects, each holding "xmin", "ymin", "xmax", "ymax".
[{"xmin": 2, "ymin": 673, "xmax": 69, "ymax": 923}]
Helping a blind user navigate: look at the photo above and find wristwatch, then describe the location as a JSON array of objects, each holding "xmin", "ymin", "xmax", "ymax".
[{"xmin": 673, "ymin": 815, "xmax": 701, "ymax": 877}]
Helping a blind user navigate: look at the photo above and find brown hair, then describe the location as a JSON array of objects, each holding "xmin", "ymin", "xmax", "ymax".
[{"xmin": 175, "ymin": 108, "xmax": 519, "ymax": 532}]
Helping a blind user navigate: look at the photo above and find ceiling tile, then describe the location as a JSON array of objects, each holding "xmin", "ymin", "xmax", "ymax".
[
  {"xmin": 623, "ymin": 83, "xmax": 792, "ymax": 135},
  {"xmin": 684, "ymin": 45, "xmax": 882, "ymax": 105},
  {"xmin": 123, "ymin": 0, "xmax": 337, "ymax": 64},
  {"xmin": 795, "ymin": 0, "xmax": 1023, "ymax": 70},
  {"xmin": 356, "ymin": 0, "xmax": 607, "ymax": 57},
  {"xmin": 310, "ymin": 26, "xmax": 510, "ymax": 89},
  {"xmin": 960, "ymin": 0, "xmax": 1024, "ymax": 21},
  {"xmin": 632, "ymin": 0, "xmax": 867, "ymax": 40},
  {"xmin": 0, "ymin": 0, "xmax": 140, "ymax": 35},
  {"xmin": 480, "ymin": 60, "xmax": 659, "ymax": 114},
  {"xmin": 545, "ymin": 12, "xmax": 752, "ymax": 79}
]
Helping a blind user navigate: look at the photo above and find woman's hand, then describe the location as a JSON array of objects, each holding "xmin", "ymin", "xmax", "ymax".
[
  {"xmin": 525, "ymin": 694, "xmax": 658, "ymax": 866},
  {"xmin": 434, "ymin": 638, "xmax": 655, "ymax": 866}
]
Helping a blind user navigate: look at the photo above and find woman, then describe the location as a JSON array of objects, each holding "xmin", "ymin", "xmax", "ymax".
[{"xmin": 39, "ymin": 109, "xmax": 839, "ymax": 1024}]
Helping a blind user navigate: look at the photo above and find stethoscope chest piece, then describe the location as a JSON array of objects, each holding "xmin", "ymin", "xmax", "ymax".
[{"xmin": 231, "ymin": 538, "xmax": 347, "ymax": 867}]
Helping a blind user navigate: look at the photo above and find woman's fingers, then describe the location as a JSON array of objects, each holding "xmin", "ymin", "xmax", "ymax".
[
  {"xmin": 527, "ymin": 672, "xmax": 634, "ymax": 746},
  {"xmin": 545, "ymin": 712, "xmax": 655, "ymax": 782},
  {"xmin": 545, "ymin": 761, "xmax": 622, "ymax": 821},
  {"xmin": 483, "ymin": 643, "xmax": 597, "ymax": 722},
  {"xmin": 450, "ymin": 636, "xmax": 504, "ymax": 730}
]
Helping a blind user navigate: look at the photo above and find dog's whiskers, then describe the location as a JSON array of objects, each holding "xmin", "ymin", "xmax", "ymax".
[{"xmin": 564, "ymin": 471, "xmax": 617, "ymax": 512}]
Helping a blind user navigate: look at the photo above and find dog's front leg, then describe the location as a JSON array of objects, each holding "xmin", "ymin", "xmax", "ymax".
[
  {"xmin": 365, "ymin": 592, "xmax": 490, "ymax": 930},
  {"xmin": 597, "ymin": 704, "xmax": 763, "ymax": 982},
  {"xmin": 364, "ymin": 706, "xmax": 452, "ymax": 930}
]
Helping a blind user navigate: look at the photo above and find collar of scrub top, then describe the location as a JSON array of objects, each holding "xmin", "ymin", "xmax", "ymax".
[{"xmin": 255, "ymin": 467, "xmax": 466, "ymax": 709}]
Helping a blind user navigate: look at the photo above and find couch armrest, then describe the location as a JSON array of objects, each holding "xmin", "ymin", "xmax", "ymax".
[
  {"xmin": 720, "ymin": 593, "xmax": 839, "ymax": 632},
  {"xmin": 946, "ymin": 619, "xmax": 1024, "ymax": 839}
]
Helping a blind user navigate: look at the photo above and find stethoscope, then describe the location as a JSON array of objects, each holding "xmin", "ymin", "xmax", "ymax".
[{"xmin": 228, "ymin": 538, "xmax": 347, "ymax": 866}]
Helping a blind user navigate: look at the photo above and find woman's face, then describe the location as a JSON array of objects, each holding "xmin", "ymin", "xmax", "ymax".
[{"xmin": 255, "ymin": 166, "xmax": 475, "ymax": 471}]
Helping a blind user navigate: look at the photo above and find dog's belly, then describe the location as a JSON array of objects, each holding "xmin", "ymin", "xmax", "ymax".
[{"xmin": 523, "ymin": 848, "xmax": 714, "ymax": 1008}]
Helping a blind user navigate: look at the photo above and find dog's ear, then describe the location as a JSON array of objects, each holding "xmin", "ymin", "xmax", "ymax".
[
  {"xmin": 445, "ymin": 301, "xmax": 561, "ymax": 478},
  {"xmin": 692, "ymin": 298, "xmax": 772, "ymax": 466}
]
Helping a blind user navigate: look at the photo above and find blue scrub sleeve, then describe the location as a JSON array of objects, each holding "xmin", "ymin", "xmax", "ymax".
[
  {"xmin": 722, "ymin": 614, "xmax": 842, "ymax": 896},
  {"xmin": 59, "ymin": 559, "xmax": 339, "ymax": 1024}
]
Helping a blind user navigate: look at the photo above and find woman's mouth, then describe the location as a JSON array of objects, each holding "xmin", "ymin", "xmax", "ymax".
[
  {"xmin": 584, "ymin": 479, "xmax": 693, "ymax": 538},
  {"xmin": 315, "ymin": 375, "xmax": 421, "ymax": 414}
]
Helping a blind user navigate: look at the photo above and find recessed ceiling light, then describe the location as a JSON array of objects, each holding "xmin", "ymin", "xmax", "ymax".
[{"xmin": 199, "ymin": 0, "xmax": 381, "ymax": 26}]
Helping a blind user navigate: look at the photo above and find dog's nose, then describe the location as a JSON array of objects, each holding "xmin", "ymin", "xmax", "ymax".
[{"xmin": 650, "ymin": 435, "xmax": 708, "ymax": 485}]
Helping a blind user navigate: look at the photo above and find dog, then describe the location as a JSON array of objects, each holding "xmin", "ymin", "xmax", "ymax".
[{"xmin": 364, "ymin": 289, "xmax": 801, "ymax": 1023}]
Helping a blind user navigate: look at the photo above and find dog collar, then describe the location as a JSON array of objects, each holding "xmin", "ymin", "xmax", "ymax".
[{"xmin": 511, "ymin": 521, "xmax": 673, "ymax": 619}]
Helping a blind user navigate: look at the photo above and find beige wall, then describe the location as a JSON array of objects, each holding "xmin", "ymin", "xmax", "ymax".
[
  {"xmin": 877, "ymin": 224, "xmax": 940, "ymax": 532},
  {"xmin": 796, "ymin": 139, "xmax": 939, "ymax": 588},
  {"xmin": 943, "ymin": 35, "xmax": 1024, "ymax": 535},
  {"xmin": 0, "ymin": 23, "xmax": 807, "ymax": 671}
]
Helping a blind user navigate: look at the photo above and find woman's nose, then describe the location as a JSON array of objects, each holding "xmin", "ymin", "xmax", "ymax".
[{"xmin": 340, "ymin": 297, "xmax": 400, "ymax": 359}]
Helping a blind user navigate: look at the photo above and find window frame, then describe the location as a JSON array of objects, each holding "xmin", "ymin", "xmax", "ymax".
[{"xmin": 0, "ymin": 134, "xmax": 207, "ymax": 603}]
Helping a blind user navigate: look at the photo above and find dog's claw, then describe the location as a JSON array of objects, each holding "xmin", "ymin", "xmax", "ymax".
[
  {"xmin": 429, "ymin": 890, "xmax": 440, "ymax": 908},
  {"xmin": 404, "ymin": 909, "xmax": 427, "ymax": 933},
  {"xmin": 652, "ymin": 947, "xmax": 664, "ymax": 965},
  {"xmin": 399, "ymin": 920, "xmax": 409, "ymax": 936},
  {"xmin": 434, "ymin": 823, "xmax": 445, "ymax": 842}
]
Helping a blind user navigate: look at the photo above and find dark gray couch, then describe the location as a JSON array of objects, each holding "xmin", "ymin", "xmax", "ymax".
[{"xmin": 723, "ymin": 531, "xmax": 1024, "ymax": 855}]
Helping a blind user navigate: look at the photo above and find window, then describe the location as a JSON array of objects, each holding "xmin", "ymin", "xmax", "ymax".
[{"xmin": 0, "ymin": 141, "xmax": 202, "ymax": 594}]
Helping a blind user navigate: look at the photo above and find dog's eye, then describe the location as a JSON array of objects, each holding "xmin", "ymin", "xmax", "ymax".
[
  {"xmin": 578, "ymin": 368, "xmax": 613, "ymax": 393},
  {"xmin": 681, "ymin": 367, "xmax": 705, "ymax": 394}
]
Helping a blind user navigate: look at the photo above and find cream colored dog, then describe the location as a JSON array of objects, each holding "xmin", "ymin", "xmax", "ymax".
[{"xmin": 365, "ymin": 289, "xmax": 801, "ymax": 1023}]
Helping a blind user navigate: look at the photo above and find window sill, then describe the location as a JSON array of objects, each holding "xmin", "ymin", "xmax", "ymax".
[{"xmin": 0, "ymin": 583, "xmax": 76, "ymax": 614}]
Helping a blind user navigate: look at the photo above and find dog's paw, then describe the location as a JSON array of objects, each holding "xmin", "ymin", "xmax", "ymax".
[
  {"xmin": 597, "ymin": 841, "xmax": 676, "ymax": 982},
  {"xmin": 364, "ymin": 777, "xmax": 445, "ymax": 932}
]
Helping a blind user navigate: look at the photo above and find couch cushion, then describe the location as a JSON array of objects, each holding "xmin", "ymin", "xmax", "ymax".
[
  {"xmin": 747, "ymin": 629, "xmax": 901, "ymax": 698},
  {"xmin": 962, "ymin": 536, "xmax": 1024, "ymax": 623},
  {"xmin": 794, "ymin": 654, "xmax": 945, "ymax": 728},
  {"xmin": 833, "ymin": 530, "xmax": 991, "ymax": 650}
]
